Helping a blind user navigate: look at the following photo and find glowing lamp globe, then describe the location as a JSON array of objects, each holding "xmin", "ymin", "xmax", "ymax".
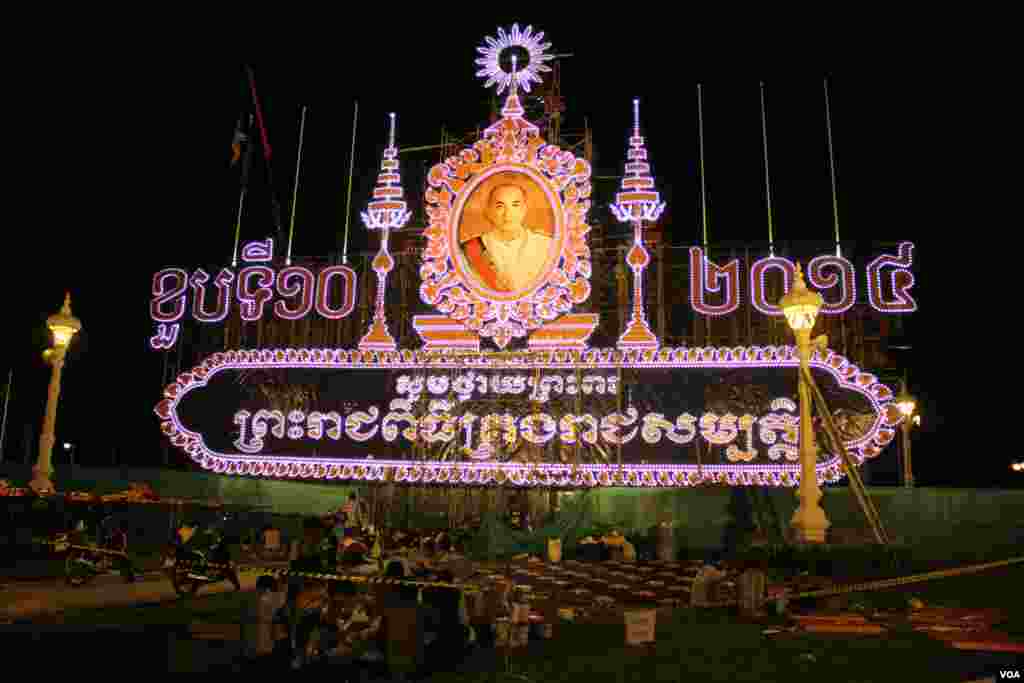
[
  {"xmin": 47, "ymin": 293, "xmax": 82, "ymax": 349},
  {"xmin": 895, "ymin": 383, "xmax": 916, "ymax": 418},
  {"xmin": 779, "ymin": 265, "xmax": 823, "ymax": 332}
]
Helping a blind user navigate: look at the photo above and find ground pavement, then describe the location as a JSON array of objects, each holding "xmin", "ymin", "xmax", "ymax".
[{"xmin": 0, "ymin": 568, "xmax": 267, "ymax": 621}]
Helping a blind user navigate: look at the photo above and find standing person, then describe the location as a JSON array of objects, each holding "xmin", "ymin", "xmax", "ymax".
[
  {"xmin": 342, "ymin": 492, "xmax": 363, "ymax": 535},
  {"xmin": 244, "ymin": 575, "xmax": 287, "ymax": 669}
]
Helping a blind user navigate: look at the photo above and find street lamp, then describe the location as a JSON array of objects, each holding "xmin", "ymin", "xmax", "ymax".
[
  {"xmin": 29, "ymin": 293, "xmax": 81, "ymax": 495},
  {"xmin": 780, "ymin": 264, "xmax": 830, "ymax": 544},
  {"xmin": 1011, "ymin": 462, "xmax": 1023, "ymax": 472},
  {"xmin": 894, "ymin": 381, "xmax": 917, "ymax": 488},
  {"xmin": 63, "ymin": 442, "xmax": 75, "ymax": 468}
]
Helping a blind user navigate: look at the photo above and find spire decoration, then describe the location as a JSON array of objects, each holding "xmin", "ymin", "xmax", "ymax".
[
  {"xmin": 359, "ymin": 113, "xmax": 410, "ymax": 352},
  {"xmin": 611, "ymin": 98, "xmax": 666, "ymax": 350}
]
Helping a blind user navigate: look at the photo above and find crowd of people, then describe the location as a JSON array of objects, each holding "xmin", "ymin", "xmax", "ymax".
[{"xmin": 240, "ymin": 493, "xmax": 478, "ymax": 671}]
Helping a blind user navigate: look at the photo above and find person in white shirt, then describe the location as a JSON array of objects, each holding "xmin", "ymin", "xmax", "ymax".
[{"xmin": 461, "ymin": 184, "xmax": 553, "ymax": 293}]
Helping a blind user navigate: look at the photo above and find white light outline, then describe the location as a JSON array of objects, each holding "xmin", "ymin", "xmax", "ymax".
[
  {"xmin": 157, "ymin": 344, "xmax": 897, "ymax": 488},
  {"xmin": 689, "ymin": 248, "xmax": 741, "ymax": 316},
  {"xmin": 475, "ymin": 24, "xmax": 555, "ymax": 95},
  {"xmin": 867, "ymin": 242, "xmax": 918, "ymax": 313}
]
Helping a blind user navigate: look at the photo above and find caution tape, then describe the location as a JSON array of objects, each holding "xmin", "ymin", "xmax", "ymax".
[
  {"xmin": 785, "ymin": 556, "xmax": 1024, "ymax": 601},
  {"xmin": 170, "ymin": 559, "xmax": 484, "ymax": 591},
  {"xmin": 39, "ymin": 536, "xmax": 1024, "ymax": 608},
  {"xmin": 701, "ymin": 556, "xmax": 1024, "ymax": 608},
  {"xmin": 38, "ymin": 539, "xmax": 129, "ymax": 558}
]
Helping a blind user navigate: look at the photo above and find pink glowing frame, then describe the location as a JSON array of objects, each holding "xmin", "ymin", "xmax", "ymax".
[
  {"xmin": 420, "ymin": 89, "xmax": 593, "ymax": 349},
  {"xmin": 151, "ymin": 269, "xmax": 189, "ymax": 323},
  {"xmin": 190, "ymin": 268, "xmax": 235, "ymax": 323},
  {"xmin": 809, "ymin": 255, "xmax": 857, "ymax": 314},
  {"xmin": 867, "ymin": 242, "xmax": 917, "ymax": 313},
  {"xmin": 237, "ymin": 266, "xmax": 275, "ymax": 321},
  {"xmin": 749, "ymin": 256, "xmax": 796, "ymax": 316},
  {"xmin": 241, "ymin": 238, "xmax": 274, "ymax": 263},
  {"xmin": 274, "ymin": 267, "xmax": 316, "ymax": 320},
  {"xmin": 154, "ymin": 345, "xmax": 903, "ymax": 488},
  {"xmin": 315, "ymin": 266, "xmax": 358, "ymax": 320},
  {"xmin": 690, "ymin": 248, "xmax": 741, "ymax": 316},
  {"xmin": 150, "ymin": 323, "xmax": 180, "ymax": 350}
]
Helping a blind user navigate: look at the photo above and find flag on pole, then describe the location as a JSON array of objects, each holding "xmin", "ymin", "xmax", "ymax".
[
  {"xmin": 245, "ymin": 65, "xmax": 272, "ymax": 161},
  {"xmin": 230, "ymin": 117, "xmax": 248, "ymax": 166},
  {"xmin": 239, "ymin": 114, "xmax": 255, "ymax": 187}
]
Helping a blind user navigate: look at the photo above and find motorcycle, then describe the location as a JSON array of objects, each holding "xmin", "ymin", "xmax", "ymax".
[
  {"xmin": 166, "ymin": 535, "xmax": 241, "ymax": 597},
  {"xmin": 58, "ymin": 533, "xmax": 136, "ymax": 587}
]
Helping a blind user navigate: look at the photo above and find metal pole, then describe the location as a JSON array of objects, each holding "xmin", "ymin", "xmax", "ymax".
[
  {"xmin": 824, "ymin": 78, "xmax": 842, "ymax": 258},
  {"xmin": 0, "ymin": 368, "xmax": 11, "ymax": 464},
  {"xmin": 759, "ymin": 82, "xmax": 775, "ymax": 256},
  {"xmin": 903, "ymin": 421, "xmax": 914, "ymax": 488},
  {"xmin": 32, "ymin": 349, "xmax": 66, "ymax": 492},
  {"xmin": 341, "ymin": 101, "xmax": 359, "ymax": 265},
  {"xmin": 790, "ymin": 331, "xmax": 829, "ymax": 543},
  {"xmin": 285, "ymin": 106, "xmax": 308, "ymax": 266}
]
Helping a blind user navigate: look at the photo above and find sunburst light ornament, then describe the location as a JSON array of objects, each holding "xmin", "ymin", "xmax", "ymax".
[{"xmin": 475, "ymin": 24, "xmax": 554, "ymax": 94}]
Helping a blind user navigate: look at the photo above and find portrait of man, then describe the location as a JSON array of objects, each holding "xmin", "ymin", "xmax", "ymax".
[{"xmin": 458, "ymin": 173, "xmax": 555, "ymax": 293}]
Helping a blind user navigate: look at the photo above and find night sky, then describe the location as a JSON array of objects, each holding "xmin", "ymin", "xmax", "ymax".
[{"xmin": 2, "ymin": 28, "xmax": 999, "ymax": 487}]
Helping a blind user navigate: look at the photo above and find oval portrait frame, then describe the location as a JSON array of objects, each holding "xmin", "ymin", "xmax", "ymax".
[
  {"xmin": 420, "ymin": 117, "xmax": 593, "ymax": 349},
  {"xmin": 449, "ymin": 164, "xmax": 566, "ymax": 303}
]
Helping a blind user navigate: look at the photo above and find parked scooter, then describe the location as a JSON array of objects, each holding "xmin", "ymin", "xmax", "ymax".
[
  {"xmin": 168, "ymin": 531, "xmax": 241, "ymax": 597},
  {"xmin": 58, "ymin": 532, "xmax": 136, "ymax": 587}
]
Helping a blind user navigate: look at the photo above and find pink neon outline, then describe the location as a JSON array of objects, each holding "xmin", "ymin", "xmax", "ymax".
[
  {"xmin": 155, "ymin": 344, "xmax": 896, "ymax": 488},
  {"xmin": 190, "ymin": 268, "xmax": 234, "ymax": 323},
  {"xmin": 151, "ymin": 268, "xmax": 189, "ymax": 323},
  {"xmin": 867, "ymin": 242, "xmax": 917, "ymax": 313},
  {"xmin": 808, "ymin": 255, "xmax": 857, "ymax": 314},
  {"xmin": 446, "ymin": 163, "xmax": 565, "ymax": 301},
  {"xmin": 241, "ymin": 238, "xmax": 274, "ymax": 263},
  {"xmin": 315, "ymin": 266, "xmax": 357, "ymax": 319},
  {"xmin": 149, "ymin": 323, "xmax": 180, "ymax": 350},
  {"xmin": 422, "ymin": 94, "xmax": 593, "ymax": 348},
  {"xmin": 689, "ymin": 248, "xmax": 741, "ymax": 316},
  {"xmin": 475, "ymin": 24, "xmax": 554, "ymax": 96},
  {"xmin": 273, "ymin": 267, "xmax": 315, "ymax": 320},
  {"xmin": 750, "ymin": 256, "xmax": 796, "ymax": 316},
  {"xmin": 236, "ymin": 266, "xmax": 275, "ymax": 322}
]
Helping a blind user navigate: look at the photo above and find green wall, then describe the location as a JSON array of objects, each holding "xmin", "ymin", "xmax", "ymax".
[
  {"xmin": 3, "ymin": 464, "xmax": 1021, "ymax": 555},
  {"xmin": 0, "ymin": 464, "xmax": 359, "ymax": 516}
]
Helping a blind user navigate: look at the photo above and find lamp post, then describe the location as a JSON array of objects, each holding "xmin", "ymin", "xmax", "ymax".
[
  {"xmin": 29, "ymin": 293, "xmax": 81, "ymax": 495},
  {"xmin": 894, "ymin": 382, "xmax": 917, "ymax": 488},
  {"xmin": 780, "ymin": 264, "xmax": 830, "ymax": 543}
]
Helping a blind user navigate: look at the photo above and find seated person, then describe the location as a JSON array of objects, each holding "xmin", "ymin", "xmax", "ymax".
[
  {"xmin": 260, "ymin": 524, "xmax": 284, "ymax": 557},
  {"xmin": 105, "ymin": 525, "xmax": 128, "ymax": 554},
  {"xmin": 378, "ymin": 561, "xmax": 420, "ymax": 608},
  {"xmin": 383, "ymin": 554, "xmax": 414, "ymax": 578},
  {"xmin": 337, "ymin": 527, "xmax": 366, "ymax": 553},
  {"xmin": 338, "ymin": 528, "xmax": 370, "ymax": 562},
  {"xmin": 407, "ymin": 539, "xmax": 436, "ymax": 575}
]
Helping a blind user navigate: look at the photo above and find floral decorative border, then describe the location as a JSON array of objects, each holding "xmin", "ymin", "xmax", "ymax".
[
  {"xmin": 419, "ymin": 105, "xmax": 593, "ymax": 349},
  {"xmin": 154, "ymin": 345, "xmax": 902, "ymax": 488}
]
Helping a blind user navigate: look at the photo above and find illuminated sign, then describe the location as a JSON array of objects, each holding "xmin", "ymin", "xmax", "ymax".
[
  {"xmin": 154, "ymin": 345, "xmax": 902, "ymax": 488},
  {"xmin": 150, "ymin": 239, "xmax": 357, "ymax": 350},
  {"xmin": 152, "ymin": 24, "xmax": 915, "ymax": 490}
]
